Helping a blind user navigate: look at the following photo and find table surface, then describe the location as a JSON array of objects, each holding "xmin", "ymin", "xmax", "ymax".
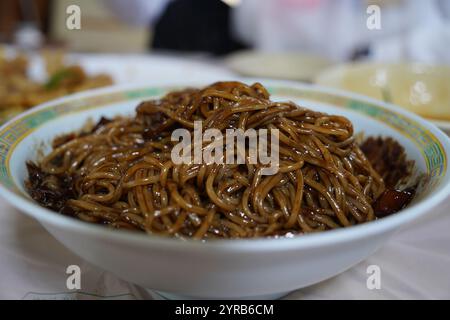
[
  {"xmin": 0, "ymin": 53, "xmax": 449, "ymax": 300},
  {"xmin": 1, "ymin": 197, "xmax": 449, "ymax": 300}
]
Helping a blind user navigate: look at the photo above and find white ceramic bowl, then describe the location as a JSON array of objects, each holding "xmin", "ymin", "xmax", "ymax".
[{"xmin": 0, "ymin": 80, "xmax": 449, "ymax": 299}]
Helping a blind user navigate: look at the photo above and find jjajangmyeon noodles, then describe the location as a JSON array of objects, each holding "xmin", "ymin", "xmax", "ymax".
[{"xmin": 26, "ymin": 82, "xmax": 414, "ymax": 239}]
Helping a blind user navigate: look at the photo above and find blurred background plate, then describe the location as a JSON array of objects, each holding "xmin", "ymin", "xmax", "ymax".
[
  {"xmin": 315, "ymin": 63, "xmax": 450, "ymax": 133},
  {"xmin": 66, "ymin": 53, "xmax": 236, "ymax": 85},
  {"xmin": 0, "ymin": 46, "xmax": 236, "ymax": 124},
  {"xmin": 226, "ymin": 51, "xmax": 332, "ymax": 82},
  {"xmin": 2, "ymin": 45, "xmax": 235, "ymax": 83}
]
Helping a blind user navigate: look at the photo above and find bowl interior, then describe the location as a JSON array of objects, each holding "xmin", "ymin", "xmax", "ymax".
[{"xmin": 0, "ymin": 82, "xmax": 448, "ymax": 228}]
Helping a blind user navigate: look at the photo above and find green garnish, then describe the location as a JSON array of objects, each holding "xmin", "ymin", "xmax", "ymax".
[{"xmin": 44, "ymin": 69, "xmax": 74, "ymax": 90}]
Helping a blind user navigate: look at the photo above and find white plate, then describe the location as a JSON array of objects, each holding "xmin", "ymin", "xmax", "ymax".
[
  {"xmin": 226, "ymin": 51, "xmax": 332, "ymax": 81},
  {"xmin": 67, "ymin": 53, "xmax": 236, "ymax": 84}
]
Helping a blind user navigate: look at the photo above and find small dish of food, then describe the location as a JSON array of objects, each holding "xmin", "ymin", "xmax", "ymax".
[
  {"xmin": 0, "ymin": 49, "xmax": 113, "ymax": 124},
  {"xmin": 315, "ymin": 63, "xmax": 450, "ymax": 133},
  {"xmin": 0, "ymin": 80, "xmax": 449, "ymax": 299}
]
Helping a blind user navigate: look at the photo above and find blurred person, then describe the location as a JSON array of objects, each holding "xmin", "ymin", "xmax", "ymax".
[
  {"xmin": 106, "ymin": 0, "xmax": 246, "ymax": 55},
  {"xmin": 106, "ymin": 0, "xmax": 450, "ymax": 63}
]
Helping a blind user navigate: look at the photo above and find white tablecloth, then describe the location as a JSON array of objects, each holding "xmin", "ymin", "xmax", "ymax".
[{"xmin": 1, "ymin": 197, "xmax": 449, "ymax": 300}]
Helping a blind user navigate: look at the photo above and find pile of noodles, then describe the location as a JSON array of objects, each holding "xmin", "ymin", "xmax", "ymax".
[{"xmin": 27, "ymin": 82, "xmax": 387, "ymax": 239}]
